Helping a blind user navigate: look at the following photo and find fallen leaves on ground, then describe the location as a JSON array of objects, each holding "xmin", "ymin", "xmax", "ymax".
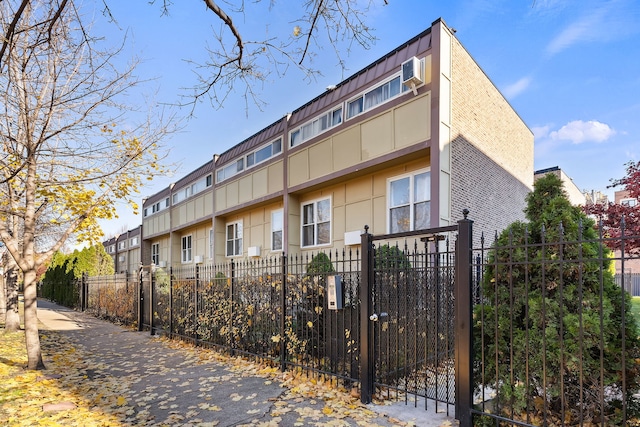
[{"xmin": 1, "ymin": 329, "xmax": 457, "ymax": 426}]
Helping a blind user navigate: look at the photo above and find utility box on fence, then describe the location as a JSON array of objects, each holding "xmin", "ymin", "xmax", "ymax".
[{"xmin": 327, "ymin": 275, "xmax": 344, "ymax": 310}]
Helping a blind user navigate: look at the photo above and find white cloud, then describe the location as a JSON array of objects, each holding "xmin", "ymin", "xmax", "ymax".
[
  {"xmin": 549, "ymin": 120, "xmax": 615, "ymax": 144},
  {"xmin": 502, "ymin": 76, "xmax": 532, "ymax": 99},
  {"xmin": 531, "ymin": 125, "xmax": 552, "ymax": 140},
  {"xmin": 546, "ymin": 15, "xmax": 597, "ymax": 55}
]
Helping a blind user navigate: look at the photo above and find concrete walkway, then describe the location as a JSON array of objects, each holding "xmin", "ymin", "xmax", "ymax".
[{"xmin": 36, "ymin": 299, "xmax": 457, "ymax": 426}]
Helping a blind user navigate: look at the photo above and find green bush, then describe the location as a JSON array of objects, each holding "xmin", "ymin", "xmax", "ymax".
[{"xmin": 474, "ymin": 174, "xmax": 640, "ymax": 425}]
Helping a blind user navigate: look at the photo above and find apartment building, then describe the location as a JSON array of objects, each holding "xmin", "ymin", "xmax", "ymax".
[
  {"xmin": 139, "ymin": 18, "xmax": 534, "ymax": 267},
  {"xmin": 103, "ymin": 225, "xmax": 142, "ymax": 273},
  {"xmin": 534, "ymin": 166, "xmax": 586, "ymax": 206}
]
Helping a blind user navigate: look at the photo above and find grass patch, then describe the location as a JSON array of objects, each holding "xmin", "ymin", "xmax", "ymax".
[{"xmin": 632, "ymin": 297, "xmax": 640, "ymax": 324}]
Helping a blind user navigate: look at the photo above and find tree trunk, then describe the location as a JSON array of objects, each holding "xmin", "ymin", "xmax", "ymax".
[
  {"xmin": 4, "ymin": 264, "xmax": 20, "ymax": 332},
  {"xmin": 0, "ymin": 266, "xmax": 6, "ymax": 324},
  {"xmin": 23, "ymin": 268, "xmax": 45, "ymax": 370}
]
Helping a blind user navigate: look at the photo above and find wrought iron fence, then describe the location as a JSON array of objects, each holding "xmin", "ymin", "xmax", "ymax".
[
  {"xmin": 471, "ymin": 223, "xmax": 640, "ymax": 427},
  {"xmin": 84, "ymin": 272, "xmax": 138, "ymax": 324}
]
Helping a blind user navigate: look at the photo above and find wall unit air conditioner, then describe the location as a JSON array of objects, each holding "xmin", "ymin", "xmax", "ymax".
[
  {"xmin": 248, "ymin": 246, "xmax": 261, "ymax": 257},
  {"xmin": 194, "ymin": 255, "xmax": 203, "ymax": 264},
  {"xmin": 157, "ymin": 261, "xmax": 166, "ymax": 268},
  {"xmin": 401, "ymin": 56, "xmax": 422, "ymax": 95}
]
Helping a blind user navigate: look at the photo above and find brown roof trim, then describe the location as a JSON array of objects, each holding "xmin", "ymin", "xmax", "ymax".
[
  {"xmin": 215, "ymin": 191, "xmax": 285, "ymax": 217},
  {"xmin": 215, "ymin": 23, "xmax": 435, "ymax": 167}
]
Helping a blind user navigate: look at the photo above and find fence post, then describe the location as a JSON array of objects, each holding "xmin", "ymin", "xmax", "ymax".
[
  {"xmin": 150, "ymin": 268, "xmax": 156, "ymax": 336},
  {"xmin": 280, "ymin": 254, "xmax": 287, "ymax": 372},
  {"xmin": 455, "ymin": 210, "xmax": 473, "ymax": 427},
  {"xmin": 81, "ymin": 272, "xmax": 87, "ymax": 311},
  {"xmin": 194, "ymin": 264, "xmax": 199, "ymax": 343},
  {"xmin": 138, "ymin": 268, "xmax": 144, "ymax": 332},
  {"xmin": 360, "ymin": 226, "xmax": 374, "ymax": 404},
  {"xmin": 229, "ymin": 259, "xmax": 236, "ymax": 355},
  {"xmin": 169, "ymin": 266, "xmax": 174, "ymax": 336}
]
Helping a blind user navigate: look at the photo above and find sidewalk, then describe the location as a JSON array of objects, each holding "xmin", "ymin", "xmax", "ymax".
[{"xmin": 36, "ymin": 299, "xmax": 456, "ymax": 426}]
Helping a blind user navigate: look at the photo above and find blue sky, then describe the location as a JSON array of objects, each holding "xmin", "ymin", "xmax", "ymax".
[{"xmin": 94, "ymin": 0, "xmax": 640, "ymax": 238}]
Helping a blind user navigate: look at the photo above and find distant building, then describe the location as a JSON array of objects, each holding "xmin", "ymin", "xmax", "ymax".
[
  {"xmin": 534, "ymin": 166, "xmax": 586, "ymax": 206},
  {"xmin": 584, "ymin": 189, "xmax": 608, "ymax": 205},
  {"xmin": 103, "ymin": 226, "xmax": 142, "ymax": 273}
]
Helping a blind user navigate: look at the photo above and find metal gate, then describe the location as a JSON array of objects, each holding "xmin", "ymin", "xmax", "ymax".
[
  {"xmin": 372, "ymin": 231, "xmax": 456, "ymax": 411},
  {"xmin": 360, "ymin": 213, "xmax": 474, "ymax": 425}
]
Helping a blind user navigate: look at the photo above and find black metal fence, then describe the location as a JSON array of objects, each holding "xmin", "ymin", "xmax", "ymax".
[
  {"xmin": 471, "ymin": 223, "xmax": 640, "ymax": 426},
  {"xmin": 41, "ymin": 215, "xmax": 640, "ymax": 427}
]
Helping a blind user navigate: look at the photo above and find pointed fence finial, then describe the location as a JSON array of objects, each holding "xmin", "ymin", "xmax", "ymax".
[{"xmin": 463, "ymin": 209, "xmax": 469, "ymax": 219}]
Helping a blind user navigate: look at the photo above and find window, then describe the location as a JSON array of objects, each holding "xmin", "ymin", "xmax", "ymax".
[
  {"xmin": 130, "ymin": 236, "xmax": 139, "ymax": 247},
  {"xmin": 216, "ymin": 159, "xmax": 244, "ymax": 183},
  {"xmin": 118, "ymin": 255, "xmax": 125, "ymax": 263},
  {"xmin": 118, "ymin": 241, "xmax": 126, "ymax": 250},
  {"xmin": 108, "ymin": 245, "xmax": 115, "ymax": 254},
  {"xmin": 226, "ymin": 222, "xmax": 243, "ymax": 256},
  {"xmin": 247, "ymin": 139, "xmax": 282, "ymax": 168},
  {"xmin": 388, "ymin": 170, "xmax": 430, "ymax": 233},
  {"xmin": 621, "ymin": 198, "xmax": 638, "ymax": 207},
  {"xmin": 271, "ymin": 210, "xmax": 283, "ymax": 251},
  {"xmin": 144, "ymin": 197, "xmax": 169, "ymax": 217},
  {"xmin": 181, "ymin": 235, "xmax": 192, "ymax": 263},
  {"xmin": 151, "ymin": 243, "xmax": 160, "ymax": 265},
  {"xmin": 346, "ymin": 75, "xmax": 406, "ymax": 119},
  {"xmin": 173, "ymin": 175, "xmax": 213, "ymax": 204},
  {"xmin": 290, "ymin": 108, "xmax": 342, "ymax": 147},
  {"xmin": 301, "ymin": 198, "xmax": 331, "ymax": 247}
]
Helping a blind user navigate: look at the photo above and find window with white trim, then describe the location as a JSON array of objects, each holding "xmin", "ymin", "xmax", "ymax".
[
  {"xmin": 346, "ymin": 75, "xmax": 407, "ymax": 119},
  {"xmin": 118, "ymin": 241, "xmax": 126, "ymax": 250},
  {"xmin": 271, "ymin": 210, "xmax": 283, "ymax": 251},
  {"xmin": 181, "ymin": 235, "xmax": 192, "ymax": 263},
  {"xmin": 388, "ymin": 170, "xmax": 430, "ymax": 233},
  {"xmin": 621, "ymin": 198, "xmax": 638, "ymax": 207},
  {"xmin": 151, "ymin": 243, "xmax": 160, "ymax": 265},
  {"xmin": 247, "ymin": 138, "xmax": 282, "ymax": 168},
  {"xmin": 301, "ymin": 198, "xmax": 331, "ymax": 247},
  {"xmin": 290, "ymin": 107, "xmax": 342, "ymax": 147},
  {"xmin": 226, "ymin": 221, "xmax": 243, "ymax": 257},
  {"xmin": 144, "ymin": 197, "xmax": 170, "ymax": 217},
  {"xmin": 173, "ymin": 174, "xmax": 213, "ymax": 204},
  {"xmin": 129, "ymin": 236, "xmax": 139, "ymax": 247},
  {"xmin": 216, "ymin": 159, "xmax": 244, "ymax": 183}
]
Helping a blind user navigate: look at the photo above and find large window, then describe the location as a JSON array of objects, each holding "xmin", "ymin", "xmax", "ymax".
[
  {"xmin": 181, "ymin": 235, "xmax": 192, "ymax": 263},
  {"xmin": 118, "ymin": 241, "xmax": 126, "ymax": 250},
  {"xmin": 216, "ymin": 138, "xmax": 283, "ymax": 183},
  {"xmin": 247, "ymin": 139, "xmax": 282, "ymax": 168},
  {"xmin": 173, "ymin": 174, "xmax": 213, "ymax": 204},
  {"xmin": 290, "ymin": 107, "xmax": 342, "ymax": 147},
  {"xmin": 226, "ymin": 221, "xmax": 243, "ymax": 257},
  {"xmin": 346, "ymin": 75, "xmax": 406, "ymax": 119},
  {"xmin": 301, "ymin": 198, "xmax": 331, "ymax": 247},
  {"xmin": 151, "ymin": 243, "xmax": 160, "ymax": 265},
  {"xmin": 388, "ymin": 170, "xmax": 430, "ymax": 233},
  {"xmin": 271, "ymin": 210, "xmax": 283, "ymax": 251},
  {"xmin": 144, "ymin": 197, "xmax": 170, "ymax": 217},
  {"xmin": 216, "ymin": 159, "xmax": 244, "ymax": 183}
]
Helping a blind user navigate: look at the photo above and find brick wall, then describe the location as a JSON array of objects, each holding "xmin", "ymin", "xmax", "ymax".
[{"xmin": 450, "ymin": 37, "xmax": 534, "ymax": 239}]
